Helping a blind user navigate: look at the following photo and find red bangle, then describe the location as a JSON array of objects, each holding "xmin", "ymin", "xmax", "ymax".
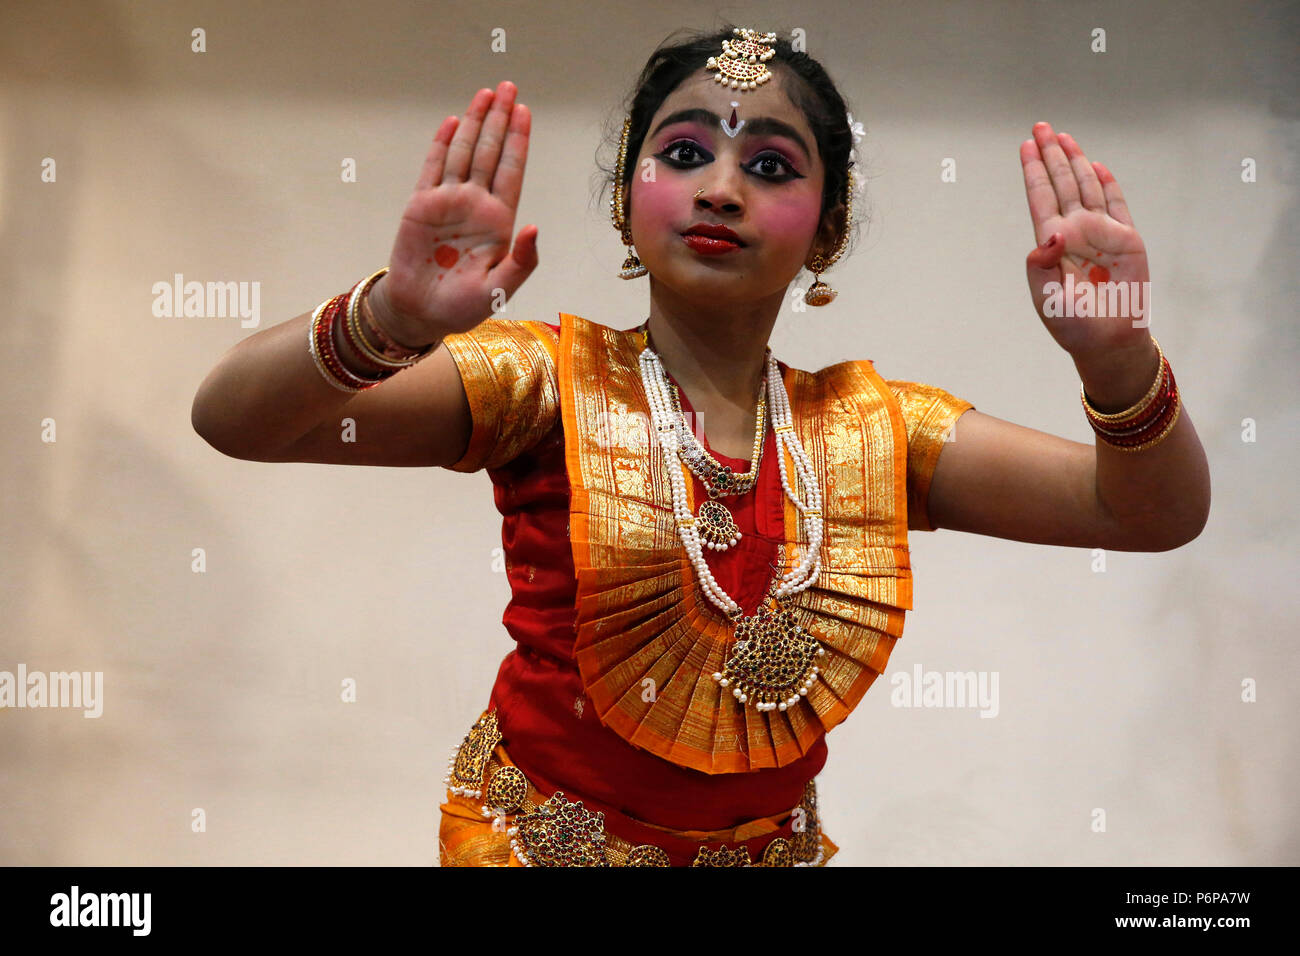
[
  {"xmin": 313, "ymin": 293, "xmax": 389, "ymax": 390},
  {"xmin": 338, "ymin": 292, "xmax": 394, "ymax": 375},
  {"xmin": 1085, "ymin": 361, "xmax": 1181, "ymax": 451}
]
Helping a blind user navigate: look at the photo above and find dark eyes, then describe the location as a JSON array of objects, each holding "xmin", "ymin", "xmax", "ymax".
[{"xmin": 659, "ymin": 140, "xmax": 801, "ymax": 181}]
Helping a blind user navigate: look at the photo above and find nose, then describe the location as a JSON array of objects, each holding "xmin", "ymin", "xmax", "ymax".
[{"xmin": 693, "ymin": 173, "xmax": 745, "ymax": 214}]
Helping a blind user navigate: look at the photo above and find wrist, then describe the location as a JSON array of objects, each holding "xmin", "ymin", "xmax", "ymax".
[
  {"xmin": 1073, "ymin": 336, "xmax": 1160, "ymax": 414},
  {"xmin": 367, "ymin": 276, "xmax": 439, "ymax": 350}
]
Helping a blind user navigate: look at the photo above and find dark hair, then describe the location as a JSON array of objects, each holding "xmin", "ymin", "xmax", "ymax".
[{"xmin": 593, "ymin": 24, "xmax": 867, "ymax": 267}]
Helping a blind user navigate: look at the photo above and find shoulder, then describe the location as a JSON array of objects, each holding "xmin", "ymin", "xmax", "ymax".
[
  {"xmin": 786, "ymin": 357, "xmax": 889, "ymax": 403},
  {"xmin": 880, "ymin": 378, "xmax": 960, "ymax": 403},
  {"xmin": 447, "ymin": 316, "xmax": 558, "ymax": 346},
  {"xmin": 799, "ymin": 359, "xmax": 976, "ymax": 451},
  {"xmin": 440, "ymin": 319, "xmax": 562, "ymax": 474},
  {"xmin": 442, "ymin": 317, "xmax": 558, "ymax": 367},
  {"xmin": 879, "ymin": 378, "xmax": 975, "ymax": 437}
]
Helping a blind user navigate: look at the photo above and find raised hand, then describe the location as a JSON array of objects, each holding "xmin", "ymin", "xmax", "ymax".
[
  {"xmin": 371, "ymin": 81, "xmax": 539, "ymax": 343},
  {"xmin": 1021, "ymin": 121, "xmax": 1151, "ymax": 363}
]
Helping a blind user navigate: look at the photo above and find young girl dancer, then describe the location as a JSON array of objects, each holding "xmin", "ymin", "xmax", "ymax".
[{"xmin": 193, "ymin": 26, "xmax": 1210, "ymax": 866}]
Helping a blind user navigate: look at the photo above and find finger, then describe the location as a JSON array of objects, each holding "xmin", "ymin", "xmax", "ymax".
[
  {"xmin": 469, "ymin": 81, "xmax": 518, "ymax": 189},
  {"xmin": 1057, "ymin": 132, "xmax": 1106, "ymax": 211},
  {"xmin": 443, "ymin": 87, "xmax": 495, "ymax": 184},
  {"xmin": 491, "ymin": 103, "xmax": 531, "ymax": 211},
  {"xmin": 414, "ymin": 114, "xmax": 459, "ymax": 192},
  {"xmin": 1025, "ymin": 233, "xmax": 1065, "ymax": 316},
  {"xmin": 1092, "ymin": 161, "xmax": 1134, "ymax": 227},
  {"xmin": 1020, "ymin": 137, "xmax": 1059, "ymax": 238},
  {"xmin": 487, "ymin": 223, "xmax": 540, "ymax": 298},
  {"xmin": 1026, "ymin": 232, "xmax": 1065, "ymax": 271},
  {"xmin": 1032, "ymin": 121, "xmax": 1083, "ymax": 214}
]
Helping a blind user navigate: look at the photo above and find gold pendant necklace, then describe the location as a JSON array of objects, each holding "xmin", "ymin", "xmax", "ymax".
[
  {"xmin": 712, "ymin": 546, "xmax": 823, "ymax": 712},
  {"xmin": 697, "ymin": 499, "xmax": 741, "ymax": 549}
]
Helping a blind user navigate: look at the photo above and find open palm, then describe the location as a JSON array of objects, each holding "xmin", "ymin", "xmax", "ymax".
[
  {"xmin": 1021, "ymin": 121, "xmax": 1151, "ymax": 361},
  {"xmin": 380, "ymin": 81, "xmax": 539, "ymax": 339}
]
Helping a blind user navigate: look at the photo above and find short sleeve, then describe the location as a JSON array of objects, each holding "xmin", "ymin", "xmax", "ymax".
[
  {"xmin": 883, "ymin": 380, "xmax": 975, "ymax": 532},
  {"xmin": 440, "ymin": 318, "xmax": 560, "ymax": 473}
]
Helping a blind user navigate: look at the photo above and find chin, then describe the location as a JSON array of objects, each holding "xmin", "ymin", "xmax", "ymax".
[{"xmin": 663, "ymin": 273, "xmax": 778, "ymax": 309}]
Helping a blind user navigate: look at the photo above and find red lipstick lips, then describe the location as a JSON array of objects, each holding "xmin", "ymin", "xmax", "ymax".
[{"xmin": 681, "ymin": 222, "xmax": 746, "ymax": 255}]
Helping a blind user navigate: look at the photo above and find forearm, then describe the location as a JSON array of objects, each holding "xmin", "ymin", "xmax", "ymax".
[
  {"xmin": 190, "ymin": 278, "xmax": 440, "ymax": 456},
  {"xmin": 1074, "ymin": 337, "xmax": 1211, "ymax": 551},
  {"xmin": 191, "ymin": 308, "xmax": 363, "ymax": 456}
]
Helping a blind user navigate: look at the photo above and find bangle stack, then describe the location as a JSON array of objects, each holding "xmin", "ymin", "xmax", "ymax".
[
  {"xmin": 307, "ymin": 267, "xmax": 434, "ymax": 393},
  {"xmin": 1080, "ymin": 336, "xmax": 1181, "ymax": 452}
]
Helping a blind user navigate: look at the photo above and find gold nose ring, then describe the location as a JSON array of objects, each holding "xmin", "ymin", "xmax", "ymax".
[{"xmin": 694, "ymin": 188, "xmax": 705, "ymax": 198}]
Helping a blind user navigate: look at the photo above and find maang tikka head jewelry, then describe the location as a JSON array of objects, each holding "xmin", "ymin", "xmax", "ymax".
[
  {"xmin": 612, "ymin": 26, "xmax": 859, "ymax": 300},
  {"xmin": 705, "ymin": 27, "xmax": 777, "ymax": 91}
]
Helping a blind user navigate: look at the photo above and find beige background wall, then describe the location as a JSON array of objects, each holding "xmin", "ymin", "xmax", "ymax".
[{"xmin": 2, "ymin": 0, "xmax": 1296, "ymax": 865}]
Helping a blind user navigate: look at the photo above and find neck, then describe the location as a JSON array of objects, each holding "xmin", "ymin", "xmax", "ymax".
[{"xmin": 642, "ymin": 278, "xmax": 782, "ymax": 411}]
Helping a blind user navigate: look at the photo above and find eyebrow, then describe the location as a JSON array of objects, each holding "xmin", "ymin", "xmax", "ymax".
[{"xmin": 649, "ymin": 107, "xmax": 812, "ymax": 160}]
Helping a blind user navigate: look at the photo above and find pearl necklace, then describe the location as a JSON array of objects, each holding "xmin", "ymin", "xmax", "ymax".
[{"xmin": 638, "ymin": 334, "xmax": 827, "ymax": 712}]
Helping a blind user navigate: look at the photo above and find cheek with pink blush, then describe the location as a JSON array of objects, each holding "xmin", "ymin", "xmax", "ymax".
[
  {"xmin": 628, "ymin": 176, "xmax": 682, "ymax": 239},
  {"xmin": 756, "ymin": 200, "xmax": 822, "ymax": 253}
]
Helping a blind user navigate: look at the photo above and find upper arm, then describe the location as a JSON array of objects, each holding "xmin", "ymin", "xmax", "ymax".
[
  {"xmin": 252, "ymin": 339, "xmax": 474, "ymax": 467},
  {"xmin": 924, "ymin": 408, "xmax": 1120, "ymax": 549}
]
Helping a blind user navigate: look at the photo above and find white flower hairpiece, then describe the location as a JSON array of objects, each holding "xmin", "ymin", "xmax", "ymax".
[
  {"xmin": 846, "ymin": 111, "xmax": 865, "ymax": 202},
  {"xmin": 847, "ymin": 112, "xmax": 864, "ymax": 147}
]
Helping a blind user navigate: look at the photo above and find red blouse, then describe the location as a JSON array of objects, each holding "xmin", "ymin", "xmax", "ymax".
[{"xmin": 479, "ymin": 323, "xmax": 824, "ymax": 831}]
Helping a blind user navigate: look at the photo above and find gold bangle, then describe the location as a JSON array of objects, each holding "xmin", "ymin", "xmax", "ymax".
[
  {"xmin": 1080, "ymin": 337, "xmax": 1165, "ymax": 423},
  {"xmin": 348, "ymin": 269, "xmax": 424, "ymax": 369},
  {"xmin": 352, "ymin": 292, "xmax": 422, "ymax": 368}
]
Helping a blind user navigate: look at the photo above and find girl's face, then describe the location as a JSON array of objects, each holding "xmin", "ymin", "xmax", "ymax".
[{"xmin": 627, "ymin": 70, "xmax": 835, "ymax": 306}]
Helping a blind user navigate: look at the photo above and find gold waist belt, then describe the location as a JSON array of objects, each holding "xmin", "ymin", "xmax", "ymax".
[{"xmin": 439, "ymin": 709, "xmax": 836, "ymax": 867}]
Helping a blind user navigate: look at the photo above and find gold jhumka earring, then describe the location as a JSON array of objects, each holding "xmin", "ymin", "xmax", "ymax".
[
  {"xmin": 802, "ymin": 167, "xmax": 854, "ymax": 306},
  {"xmin": 610, "ymin": 118, "xmax": 648, "ymax": 279}
]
